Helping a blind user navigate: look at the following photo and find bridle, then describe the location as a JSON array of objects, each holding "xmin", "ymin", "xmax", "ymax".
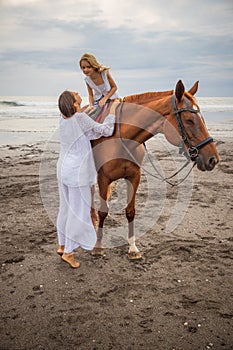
[
  {"xmin": 171, "ymin": 95, "xmax": 213, "ymax": 161},
  {"xmin": 117, "ymin": 96, "xmax": 213, "ymax": 186}
]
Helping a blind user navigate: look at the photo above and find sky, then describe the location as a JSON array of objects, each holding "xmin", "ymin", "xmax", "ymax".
[{"xmin": 0, "ymin": 0, "xmax": 232, "ymax": 97}]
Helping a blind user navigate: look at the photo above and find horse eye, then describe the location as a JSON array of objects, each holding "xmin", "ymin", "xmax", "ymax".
[{"xmin": 186, "ymin": 119, "xmax": 194, "ymax": 125}]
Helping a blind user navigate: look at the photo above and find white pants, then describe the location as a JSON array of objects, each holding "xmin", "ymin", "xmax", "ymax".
[{"xmin": 57, "ymin": 182, "xmax": 97, "ymax": 253}]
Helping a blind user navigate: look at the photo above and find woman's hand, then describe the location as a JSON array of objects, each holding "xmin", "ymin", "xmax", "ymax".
[
  {"xmin": 81, "ymin": 105, "xmax": 95, "ymax": 114},
  {"xmin": 109, "ymin": 101, "xmax": 119, "ymax": 115}
]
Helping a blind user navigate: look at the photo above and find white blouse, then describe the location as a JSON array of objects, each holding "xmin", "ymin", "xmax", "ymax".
[
  {"xmin": 57, "ymin": 112, "xmax": 115, "ymax": 187},
  {"xmin": 85, "ymin": 70, "xmax": 120, "ymax": 103}
]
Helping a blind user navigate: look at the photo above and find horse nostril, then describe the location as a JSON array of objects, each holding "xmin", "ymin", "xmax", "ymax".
[{"xmin": 209, "ymin": 157, "xmax": 216, "ymax": 168}]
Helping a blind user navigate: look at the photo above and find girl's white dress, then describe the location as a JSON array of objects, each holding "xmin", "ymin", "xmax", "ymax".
[
  {"xmin": 57, "ymin": 112, "xmax": 115, "ymax": 253},
  {"xmin": 85, "ymin": 70, "xmax": 120, "ymax": 106}
]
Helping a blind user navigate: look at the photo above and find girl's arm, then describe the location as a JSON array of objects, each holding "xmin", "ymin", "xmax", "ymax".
[
  {"xmin": 99, "ymin": 72, "xmax": 118, "ymax": 106},
  {"xmin": 86, "ymin": 83, "xmax": 94, "ymax": 107}
]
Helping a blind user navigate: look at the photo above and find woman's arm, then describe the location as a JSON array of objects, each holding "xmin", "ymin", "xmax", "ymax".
[
  {"xmin": 109, "ymin": 101, "xmax": 118, "ymax": 115},
  {"xmin": 78, "ymin": 102, "xmax": 118, "ymax": 140}
]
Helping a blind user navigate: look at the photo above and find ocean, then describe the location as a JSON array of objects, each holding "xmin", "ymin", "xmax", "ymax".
[{"xmin": 0, "ymin": 95, "xmax": 232, "ymax": 146}]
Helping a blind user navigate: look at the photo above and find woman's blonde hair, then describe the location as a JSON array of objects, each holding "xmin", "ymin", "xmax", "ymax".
[{"xmin": 79, "ymin": 53, "xmax": 110, "ymax": 73}]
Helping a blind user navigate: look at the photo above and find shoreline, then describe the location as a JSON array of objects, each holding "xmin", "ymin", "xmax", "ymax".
[
  {"xmin": 0, "ymin": 109, "xmax": 232, "ymax": 147},
  {"xmin": 0, "ymin": 121, "xmax": 232, "ymax": 148}
]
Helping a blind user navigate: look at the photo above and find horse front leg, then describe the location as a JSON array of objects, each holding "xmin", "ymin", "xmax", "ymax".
[
  {"xmin": 125, "ymin": 171, "xmax": 142, "ymax": 260},
  {"xmin": 92, "ymin": 175, "xmax": 110, "ymax": 256}
]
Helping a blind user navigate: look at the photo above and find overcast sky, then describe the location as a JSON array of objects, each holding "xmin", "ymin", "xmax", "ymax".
[{"xmin": 0, "ymin": 0, "xmax": 232, "ymax": 97}]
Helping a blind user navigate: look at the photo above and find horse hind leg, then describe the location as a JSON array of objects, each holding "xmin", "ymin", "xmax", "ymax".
[{"xmin": 92, "ymin": 178, "xmax": 110, "ymax": 256}]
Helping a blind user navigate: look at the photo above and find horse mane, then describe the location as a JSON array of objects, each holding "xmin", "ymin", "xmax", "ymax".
[
  {"xmin": 123, "ymin": 90, "xmax": 199, "ymax": 109},
  {"xmin": 123, "ymin": 90, "xmax": 173, "ymax": 105}
]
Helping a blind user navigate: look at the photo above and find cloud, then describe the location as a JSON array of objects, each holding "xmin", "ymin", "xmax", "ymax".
[{"xmin": 0, "ymin": 0, "xmax": 232, "ymax": 96}]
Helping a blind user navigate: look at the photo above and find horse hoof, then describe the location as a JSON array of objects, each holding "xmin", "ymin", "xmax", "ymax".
[
  {"xmin": 128, "ymin": 251, "xmax": 142, "ymax": 260},
  {"xmin": 92, "ymin": 247, "xmax": 104, "ymax": 256}
]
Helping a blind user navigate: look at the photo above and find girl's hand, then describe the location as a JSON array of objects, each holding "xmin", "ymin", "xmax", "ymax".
[{"xmin": 99, "ymin": 97, "xmax": 107, "ymax": 107}]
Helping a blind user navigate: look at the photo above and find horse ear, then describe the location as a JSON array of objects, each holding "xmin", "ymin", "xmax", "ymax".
[
  {"xmin": 175, "ymin": 80, "xmax": 185, "ymax": 102},
  {"xmin": 188, "ymin": 81, "xmax": 199, "ymax": 96}
]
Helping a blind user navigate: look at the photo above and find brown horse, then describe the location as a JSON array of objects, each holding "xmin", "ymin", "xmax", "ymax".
[{"xmin": 91, "ymin": 80, "xmax": 220, "ymax": 259}]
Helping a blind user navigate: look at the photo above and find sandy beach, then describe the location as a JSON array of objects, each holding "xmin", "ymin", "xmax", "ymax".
[{"xmin": 1, "ymin": 134, "xmax": 233, "ymax": 350}]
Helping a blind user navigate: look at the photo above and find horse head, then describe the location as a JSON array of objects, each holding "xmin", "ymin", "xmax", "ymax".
[{"xmin": 163, "ymin": 80, "xmax": 219, "ymax": 171}]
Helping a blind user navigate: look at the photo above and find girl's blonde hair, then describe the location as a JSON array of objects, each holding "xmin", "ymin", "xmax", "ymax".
[{"xmin": 79, "ymin": 53, "xmax": 110, "ymax": 73}]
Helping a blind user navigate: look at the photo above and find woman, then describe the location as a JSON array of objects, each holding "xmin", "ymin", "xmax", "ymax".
[{"xmin": 57, "ymin": 90, "xmax": 117, "ymax": 268}]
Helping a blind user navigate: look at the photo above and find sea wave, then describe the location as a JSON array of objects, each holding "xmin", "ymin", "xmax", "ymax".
[
  {"xmin": 197, "ymin": 97, "xmax": 233, "ymax": 112},
  {"xmin": 1, "ymin": 96, "xmax": 233, "ymax": 111},
  {"xmin": 0, "ymin": 101, "xmax": 56, "ymax": 108},
  {"xmin": 199, "ymin": 105, "xmax": 233, "ymax": 112},
  {"xmin": 0, "ymin": 100, "xmax": 25, "ymax": 107},
  {"xmin": 0, "ymin": 96, "xmax": 57, "ymax": 108}
]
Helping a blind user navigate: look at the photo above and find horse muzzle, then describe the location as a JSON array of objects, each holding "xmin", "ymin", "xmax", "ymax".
[
  {"xmin": 186, "ymin": 136, "xmax": 219, "ymax": 171},
  {"xmin": 195, "ymin": 153, "xmax": 218, "ymax": 171}
]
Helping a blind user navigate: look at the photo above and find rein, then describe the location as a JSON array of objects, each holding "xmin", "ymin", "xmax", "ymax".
[{"xmin": 117, "ymin": 102, "xmax": 195, "ymax": 187}]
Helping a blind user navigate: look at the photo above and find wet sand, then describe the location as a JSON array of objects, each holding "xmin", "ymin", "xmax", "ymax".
[{"xmin": 0, "ymin": 137, "xmax": 233, "ymax": 350}]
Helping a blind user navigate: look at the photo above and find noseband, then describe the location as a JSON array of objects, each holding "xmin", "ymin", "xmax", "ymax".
[{"xmin": 171, "ymin": 95, "xmax": 213, "ymax": 161}]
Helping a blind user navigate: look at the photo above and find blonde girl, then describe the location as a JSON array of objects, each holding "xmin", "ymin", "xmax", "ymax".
[{"xmin": 79, "ymin": 53, "xmax": 120, "ymax": 108}]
